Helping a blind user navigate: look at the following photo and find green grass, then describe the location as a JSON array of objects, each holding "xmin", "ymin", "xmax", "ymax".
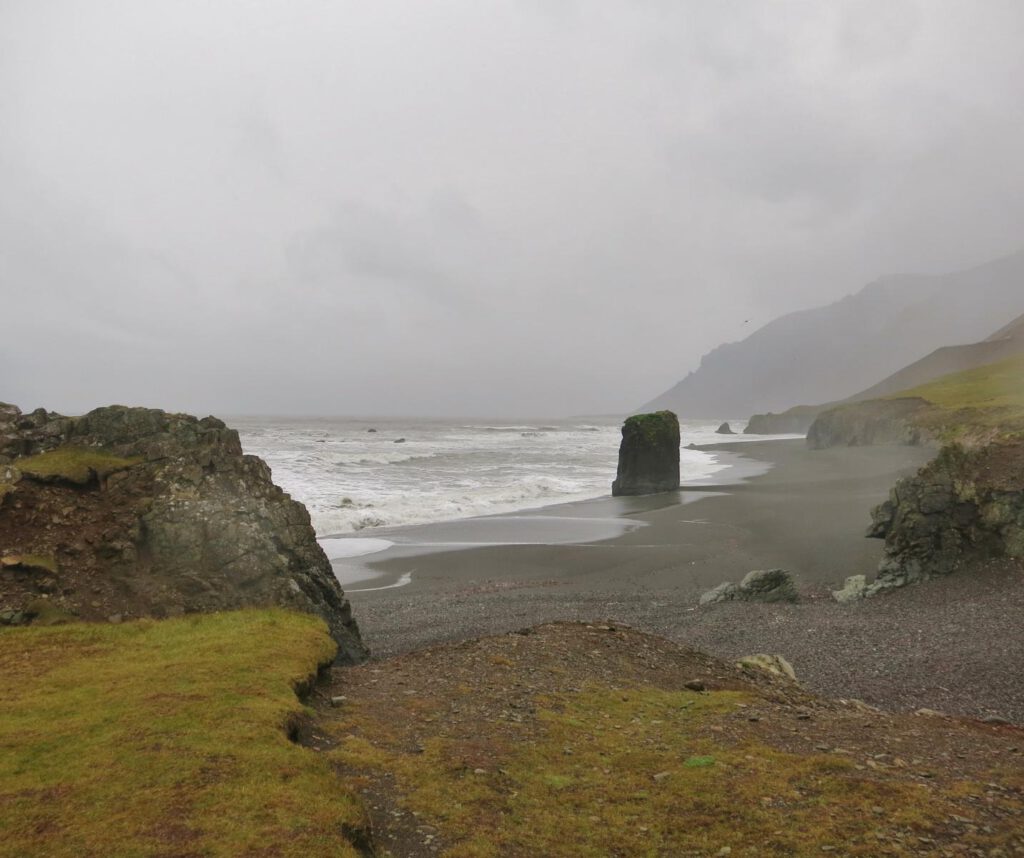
[
  {"xmin": 891, "ymin": 352, "xmax": 1024, "ymax": 439},
  {"xmin": 0, "ymin": 552, "xmax": 57, "ymax": 573},
  {"xmin": 0, "ymin": 609, "xmax": 365, "ymax": 858},
  {"xmin": 14, "ymin": 446, "xmax": 143, "ymax": 484},
  {"xmin": 333, "ymin": 686, "xmax": 968, "ymax": 857}
]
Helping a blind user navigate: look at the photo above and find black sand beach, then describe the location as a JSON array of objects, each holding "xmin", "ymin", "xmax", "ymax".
[{"xmin": 342, "ymin": 440, "xmax": 1024, "ymax": 721}]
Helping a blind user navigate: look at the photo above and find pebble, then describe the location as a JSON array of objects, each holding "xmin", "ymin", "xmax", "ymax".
[
  {"xmin": 684, "ymin": 679, "xmax": 706, "ymax": 692},
  {"xmin": 330, "ymin": 696, "xmax": 347, "ymax": 707}
]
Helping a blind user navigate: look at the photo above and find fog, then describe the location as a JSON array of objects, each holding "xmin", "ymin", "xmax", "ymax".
[{"xmin": 2, "ymin": 1, "xmax": 1022, "ymax": 417}]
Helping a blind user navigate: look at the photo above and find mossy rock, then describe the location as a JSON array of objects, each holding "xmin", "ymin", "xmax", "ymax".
[
  {"xmin": 23, "ymin": 598, "xmax": 77, "ymax": 626},
  {"xmin": 15, "ymin": 447, "xmax": 143, "ymax": 486}
]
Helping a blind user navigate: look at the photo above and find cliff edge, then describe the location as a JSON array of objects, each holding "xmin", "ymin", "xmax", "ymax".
[{"xmin": 0, "ymin": 403, "xmax": 367, "ymax": 663}]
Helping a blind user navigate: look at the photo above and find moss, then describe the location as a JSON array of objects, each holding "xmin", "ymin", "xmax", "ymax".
[
  {"xmin": 332, "ymin": 685, "xmax": 986, "ymax": 856},
  {"xmin": 0, "ymin": 609, "xmax": 366, "ymax": 857},
  {"xmin": 14, "ymin": 446, "xmax": 143, "ymax": 485},
  {"xmin": 22, "ymin": 597, "xmax": 75, "ymax": 625},
  {"xmin": 623, "ymin": 410, "xmax": 679, "ymax": 445}
]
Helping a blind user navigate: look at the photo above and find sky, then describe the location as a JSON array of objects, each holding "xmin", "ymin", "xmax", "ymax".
[{"xmin": 1, "ymin": 1, "xmax": 1022, "ymax": 417}]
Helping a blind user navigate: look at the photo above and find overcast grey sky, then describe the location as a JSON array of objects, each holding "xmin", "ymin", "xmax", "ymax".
[{"xmin": 1, "ymin": 1, "xmax": 1022, "ymax": 417}]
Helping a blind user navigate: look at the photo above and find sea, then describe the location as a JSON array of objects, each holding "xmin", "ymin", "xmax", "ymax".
[{"xmin": 231, "ymin": 416, "xmax": 763, "ymax": 542}]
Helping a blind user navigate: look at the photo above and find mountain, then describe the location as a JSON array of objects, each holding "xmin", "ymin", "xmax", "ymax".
[{"xmin": 640, "ymin": 249, "xmax": 1024, "ymax": 418}]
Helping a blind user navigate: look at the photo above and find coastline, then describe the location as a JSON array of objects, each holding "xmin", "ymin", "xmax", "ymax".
[{"xmin": 337, "ymin": 438, "xmax": 1024, "ymax": 721}]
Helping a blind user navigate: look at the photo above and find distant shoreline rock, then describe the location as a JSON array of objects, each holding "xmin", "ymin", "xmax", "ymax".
[{"xmin": 715, "ymin": 422, "xmax": 735, "ymax": 435}]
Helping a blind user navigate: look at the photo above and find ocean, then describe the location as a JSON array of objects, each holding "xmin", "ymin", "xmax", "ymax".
[{"xmin": 231, "ymin": 416, "xmax": 762, "ymax": 540}]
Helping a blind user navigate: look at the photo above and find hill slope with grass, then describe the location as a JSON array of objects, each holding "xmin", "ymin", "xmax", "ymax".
[
  {"xmin": 642, "ymin": 249, "xmax": 1024, "ymax": 418},
  {"xmin": 746, "ymin": 310, "xmax": 1024, "ymax": 434},
  {"xmin": 807, "ymin": 351, "xmax": 1024, "ymax": 449}
]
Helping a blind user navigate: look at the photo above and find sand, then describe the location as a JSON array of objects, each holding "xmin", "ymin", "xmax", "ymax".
[{"xmin": 342, "ymin": 440, "xmax": 1024, "ymax": 722}]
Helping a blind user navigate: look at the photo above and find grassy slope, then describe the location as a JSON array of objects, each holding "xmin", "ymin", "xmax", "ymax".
[
  {"xmin": 891, "ymin": 351, "xmax": 1024, "ymax": 439},
  {"xmin": 0, "ymin": 610, "xmax": 365, "ymax": 858},
  {"xmin": 13, "ymin": 446, "xmax": 143, "ymax": 483}
]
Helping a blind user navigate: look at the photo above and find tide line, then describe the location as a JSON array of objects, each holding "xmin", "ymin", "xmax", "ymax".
[{"xmin": 348, "ymin": 570, "xmax": 414, "ymax": 593}]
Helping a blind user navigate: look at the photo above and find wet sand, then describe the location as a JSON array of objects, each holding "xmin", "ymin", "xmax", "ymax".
[{"xmin": 340, "ymin": 440, "xmax": 1024, "ymax": 721}]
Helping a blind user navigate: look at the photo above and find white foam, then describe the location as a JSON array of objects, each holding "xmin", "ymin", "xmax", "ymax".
[
  {"xmin": 318, "ymin": 537, "xmax": 394, "ymax": 559},
  {"xmin": 348, "ymin": 571, "xmax": 414, "ymax": 592},
  {"xmin": 237, "ymin": 417, "xmax": 752, "ymax": 537}
]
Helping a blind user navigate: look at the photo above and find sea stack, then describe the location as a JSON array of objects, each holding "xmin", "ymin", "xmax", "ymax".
[
  {"xmin": 611, "ymin": 411, "xmax": 680, "ymax": 496},
  {"xmin": 716, "ymin": 422, "xmax": 735, "ymax": 435}
]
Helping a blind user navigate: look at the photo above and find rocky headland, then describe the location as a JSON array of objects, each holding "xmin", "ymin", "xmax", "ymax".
[
  {"xmin": 0, "ymin": 403, "xmax": 366, "ymax": 662},
  {"xmin": 805, "ymin": 397, "xmax": 935, "ymax": 450}
]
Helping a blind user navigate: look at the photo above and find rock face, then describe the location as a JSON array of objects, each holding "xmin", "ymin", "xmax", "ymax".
[
  {"xmin": 0, "ymin": 403, "xmax": 367, "ymax": 662},
  {"xmin": 832, "ymin": 574, "xmax": 867, "ymax": 603},
  {"xmin": 715, "ymin": 422, "xmax": 735, "ymax": 435},
  {"xmin": 699, "ymin": 569, "xmax": 799, "ymax": 605},
  {"xmin": 867, "ymin": 442, "xmax": 1024, "ymax": 594},
  {"xmin": 611, "ymin": 411, "xmax": 680, "ymax": 497},
  {"xmin": 744, "ymin": 407, "xmax": 823, "ymax": 436},
  {"xmin": 806, "ymin": 398, "xmax": 934, "ymax": 450}
]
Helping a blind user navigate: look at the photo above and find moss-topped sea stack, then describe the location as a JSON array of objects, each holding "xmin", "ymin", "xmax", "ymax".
[{"xmin": 611, "ymin": 410, "xmax": 680, "ymax": 496}]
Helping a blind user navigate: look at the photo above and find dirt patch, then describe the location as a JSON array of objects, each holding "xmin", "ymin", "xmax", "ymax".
[{"xmin": 315, "ymin": 622, "xmax": 1024, "ymax": 856}]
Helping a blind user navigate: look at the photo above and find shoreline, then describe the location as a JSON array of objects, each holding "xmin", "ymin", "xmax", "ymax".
[
  {"xmin": 336, "ymin": 439, "xmax": 1024, "ymax": 721},
  {"xmin": 322, "ymin": 443, "xmax": 775, "ymax": 590}
]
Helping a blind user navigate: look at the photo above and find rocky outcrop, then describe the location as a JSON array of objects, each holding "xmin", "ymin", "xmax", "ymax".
[
  {"xmin": 866, "ymin": 442, "xmax": 1024, "ymax": 593},
  {"xmin": 0, "ymin": 403, "xmax": 367, "ymax": 662},
  {"xmin": 806, "ymin": 398, "xmax": 934, "ymax": 450},
  {"xmin": 744, "ymin": 406, "xmax": 825, "ymax": 435},
  {"xmin": 715, "ymin": 422, "xmax": 735, "ymax": 435},
  {"xmin": 611, "ymin": 411, "xmax": 680, "ymax": 496},
  {"xmin": 699, "ymin": 569, "xmax": 799, "ymax": 605},
  {"xmin": 831, "ymin": 574, "xmax": 867, "ymax": 603}
]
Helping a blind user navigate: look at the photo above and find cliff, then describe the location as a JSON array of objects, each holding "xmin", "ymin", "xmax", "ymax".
[
  {"xmin": 0, "ymin": 403, "xmax": 367, "ymax": 663},
  {"xmin": 806, "ymin": 351, "xmax": 1024, "ymax": 451},
  {"xmin": 805, "ymin": 398, "xmax": 934, "ymax": 450},
  {"xmin": 867, "ymin": 442, "xmax": 1024, "ymax": 593}
]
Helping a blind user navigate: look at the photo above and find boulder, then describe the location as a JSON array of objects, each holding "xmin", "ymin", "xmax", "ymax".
[
  {"xmin": 700, "ymin": 569, "xmax": 800, "ymax": 605},
  {"xmin": 0, "ymin": 404, "xmax": 367, "ymax": 662},
  {"xmin": 738, "ymin": 569, "xmax": 799, "ymax": 603},
  {"xmin": 832, "ymin": 574, "xmax": 867, "ymax": 603},
  {"xmin": 738, "ymin": 654, "xmax": 797, "ymax": 681},
  {"xmin": 715, "ymin": 422, "xmax": 735, "ymax": 435},
  {"xmin": 611, "ymin": 411, "xmax": 680, "ymax": 497},
  {"xmin": 698, "ymin": 582, "xmax": 739, "ymax": 605}
]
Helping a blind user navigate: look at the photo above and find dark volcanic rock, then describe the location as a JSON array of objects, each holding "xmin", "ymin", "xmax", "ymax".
[
  {"xmin": 867, "ymin": 442, "xmax": 1024, "ymax": 594},
  {"xmin": 806, "ymin": 398, "xmax": 934, "ymax": 449},
  {"xmin": 715, "ymin": 422, "xmax": 735, "ymax": 435},
  {"xmin": 0, "ymin": 403, "xmax": 367, "ymax": 663},
  {"xmin": 611, "ymin": 411, "xmax": 680, "ymax": 497}
]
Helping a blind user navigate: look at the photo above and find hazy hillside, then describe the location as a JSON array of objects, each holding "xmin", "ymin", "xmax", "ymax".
[
  {"xmin": 849, "ymin": 308, "xmax": 1024, "ymax": 402},
  {"xmin": 641, "ymin": 250, "xmax": 1024, "ymax": 417}
]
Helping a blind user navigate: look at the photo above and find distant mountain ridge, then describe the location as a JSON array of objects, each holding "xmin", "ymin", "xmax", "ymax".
[{"xmin": 640, "ymin": 250, "xmax": 1024, "ymax": 418}]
